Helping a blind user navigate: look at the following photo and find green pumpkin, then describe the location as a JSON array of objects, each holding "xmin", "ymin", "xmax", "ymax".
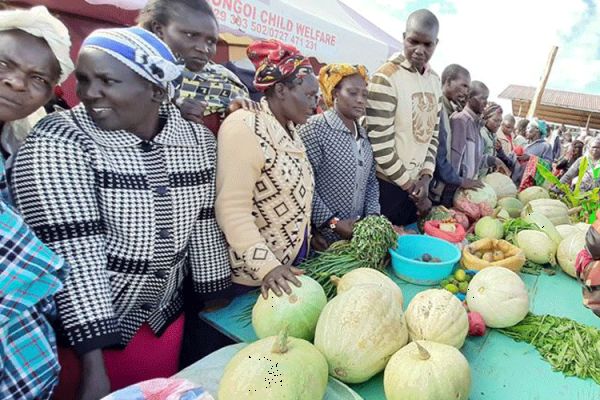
[
  {"xmin": 219, "ymin": 330, "xmax": 329, "ymax": 400},
  {"xmin": 252, "ymin": 275, "xmax": 327, "ymax": 341}
]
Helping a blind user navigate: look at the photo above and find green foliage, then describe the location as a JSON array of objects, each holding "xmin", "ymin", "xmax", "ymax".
[{"xmin": 536, "ymin": 161, "xmax": 599, "ymax": 223}]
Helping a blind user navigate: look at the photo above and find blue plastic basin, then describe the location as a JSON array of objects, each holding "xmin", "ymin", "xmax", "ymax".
[{"xmin": 389, "ymin": 235, "xmax": 461, "ymax": 286}]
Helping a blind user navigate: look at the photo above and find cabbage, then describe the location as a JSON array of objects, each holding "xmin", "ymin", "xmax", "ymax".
[
  {"xmin": 474, "ymin": 216, "xmax": 504, "ymax": 239},
  {"xmin": 454, "ymin": 183, "xmax": 498, "ymax": 210}
]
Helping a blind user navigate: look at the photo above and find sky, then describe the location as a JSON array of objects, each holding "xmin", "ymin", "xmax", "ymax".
[{"xmin": 342, "ymin": 0, "xmax": 600, "ymax": 112}]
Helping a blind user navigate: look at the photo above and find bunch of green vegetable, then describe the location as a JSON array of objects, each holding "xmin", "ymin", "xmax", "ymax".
[
  {"xmin": 304, "ymin": 215, "xmax": 397, "ymax": 298},
  {"xmin": 498, "ymin": 313, "xmax": 600, "ymax": 384},
  {"xmin": 520, "ymin": 260, "xmax": 556, "ymax": 276},
  {"xmin": 537, "ymin": 161, "xmax": 600, "ymax": 223},
  {"xmin": 502, "ymin": 218, "xmax": 538, "ymax": 245}
]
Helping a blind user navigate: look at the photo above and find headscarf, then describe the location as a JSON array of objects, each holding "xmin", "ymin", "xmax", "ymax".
[
  {"xmin": 0, "ymin": 6, "xmax": 74, "ymax": 83},
  {"xmin": 247, "ymin": 39, "xmax": 313, "ymax": 92},
  {"xmin": 528, "ymin": 118, "xmax": 548, "ymax": 138},
  {"xmin": 81, "ymin": 27, "xmax": 181, "ymax": 99},
  {"xmin": 318, "ymin": 64, "xmax": 368, "ymax": 107},
  {"xmin": 482, "ymin": 102, "xmax": 502, "ymax": 120}
]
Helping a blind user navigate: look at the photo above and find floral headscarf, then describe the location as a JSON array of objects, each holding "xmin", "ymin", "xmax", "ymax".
[
  {"xmin": 318, "ymin": 64, "xmax": 368, "ymax": 107},
  {"xmin": 247, "ymin": 39, "xmax": 313, "ymax": 92}
]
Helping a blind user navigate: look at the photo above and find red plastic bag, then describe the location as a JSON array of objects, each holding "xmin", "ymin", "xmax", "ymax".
[{"xmin": 423, "ymin": 221, "xmax": 467, "ymax": 244}]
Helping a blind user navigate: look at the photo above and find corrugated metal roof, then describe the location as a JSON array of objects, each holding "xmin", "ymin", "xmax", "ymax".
[{"xmin": 499, "ymin": 85, "xmax": 600, "ymax": 114}]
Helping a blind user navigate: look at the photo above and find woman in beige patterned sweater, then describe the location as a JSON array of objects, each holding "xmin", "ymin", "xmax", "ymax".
[{"xmin": 216, "ymin": 39, "xmax": 319, "ymax": 298}]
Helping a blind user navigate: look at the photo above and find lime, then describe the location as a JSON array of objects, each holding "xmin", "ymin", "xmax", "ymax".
[
  {"xmin": 454, "ymin": 269, "xmax": 467, "ymax": 282},
  {"xmin": 445, "ymin": 283, "xmax": 459, "ymax": 294},
  {"xmin": 458, "ymin": 281, "xmax": 469, "ymax": 294}
]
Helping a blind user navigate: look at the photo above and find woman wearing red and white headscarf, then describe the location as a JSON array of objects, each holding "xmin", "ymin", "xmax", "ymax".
[
  {"xmin": 215, "ymin": 40, "xmax": 319, "ymax": 299},
  {"xmin": 575, "ymin": 211, "xmax": 600, "ymax": 318}
]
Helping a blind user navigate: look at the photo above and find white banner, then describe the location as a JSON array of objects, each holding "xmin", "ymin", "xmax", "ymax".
[{"xmin": 208, "ymin": 0, "xmax": 391, "ymax": 71}]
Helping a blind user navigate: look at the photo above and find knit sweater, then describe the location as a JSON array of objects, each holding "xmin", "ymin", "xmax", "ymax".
[
  {"xmin": 215, "ymin": 99, "xmax": 314, "ymax": 286},
  {"xmin": 11, "ymin": 103, "xmax": 231, "ymax": 353},
  {"xmin": 366, "ymin": 53, "xmax": 442, "ymax": 190}
]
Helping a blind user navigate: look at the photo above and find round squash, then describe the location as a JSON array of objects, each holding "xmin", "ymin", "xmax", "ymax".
[
  {"xmin": 219, "ymin": 330, "xmax": 328, "ymax": 400},
  {"xmin": 497, "ymin": 197, "xmax": 524, "ymax": 218},
  {"xmin": 483, "ymin": 172, "xmax": 517, "ymax": 199},
  {"xmin": 384, "ymin": 341, "xmax": 471, "ymax": 400},
  {"xmin": 252, "ymin": 275, "xmax": 327, "ymax": 341},
  {"xmin": 517, "ymin": 186, "xmax": 549, "ymax": 205},
  {"xmin": 521, "ymin": 199, "xmax": 570, "ymax": 226},
  {"xmin": 475, "ymin": 216, "xmax": 504, "ymax": 239},
  {"xmin": 466, "ymin": 267, "xmax": 529, "ymax": 328},
  {"xmin": 516, "ymin": 230, "xmax": 557, "ymax": 265},
  {"xmin": 405, "ymin": 289, "xmax": 469, "ymax": 348},
  {"xmin": 331, "ymin": 268, "xmax": 403, "ymax": 308},
  {"xmin": 556, "ymin": 224, "xmax": 580, "ymax": 240},
  {"xmin": 314, "ymin": 284, "xmax": 409, "ymax": 383},
  {"xmin": 557, "ymin": 232, "xmax": 586, "ymax": 278}
]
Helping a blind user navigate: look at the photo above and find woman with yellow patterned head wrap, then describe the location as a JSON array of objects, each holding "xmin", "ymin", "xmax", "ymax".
[
  {"xmin": 300, "ymin": 63, "xmax": 380, "ymax": 250},
  {"xmin": 318, "ymin": 63, "xmax": 368, "ymax": 108}
]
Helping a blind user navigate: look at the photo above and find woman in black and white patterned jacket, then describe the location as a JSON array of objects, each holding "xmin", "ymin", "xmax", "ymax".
[{"xmin": 11, "ymin": 27, "xmax": 231, "ymax": 398}]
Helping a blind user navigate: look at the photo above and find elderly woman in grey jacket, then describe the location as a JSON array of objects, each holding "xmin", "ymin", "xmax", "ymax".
[{"xmin": 300, "ymin": 64, "xmax": 380, "ymax": 249}]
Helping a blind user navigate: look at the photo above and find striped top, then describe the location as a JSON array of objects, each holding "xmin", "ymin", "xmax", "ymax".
[{"xmin": 366, "ymin": 53, "xmax": 442, "ymax": 190}]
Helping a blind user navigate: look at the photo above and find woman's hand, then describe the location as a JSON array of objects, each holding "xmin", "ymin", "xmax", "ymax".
[
  {"xmin": 176, "ymin": 97, "xmax": 207, "ymax": 124},
  {"xmin": 333, "ymin": 219, "xmax": 356, "ymax": 240},
  {"xmin": 227, "ymin": 98, "xmax": 262, "ymax": 114},
  {"xmin": 311, "ymin": 232, "xmax": 329, "ymax": 252},
  {"xmin": 78, "ymin": 349, "xmax": 110, "ymax": 400},
  {"xmin": 261, "ymin": 265, "xmax": 303, "ymax": 299},
  {"xmin": 412, "ymin": 175, "xmax": 432, "ymax": 201}
]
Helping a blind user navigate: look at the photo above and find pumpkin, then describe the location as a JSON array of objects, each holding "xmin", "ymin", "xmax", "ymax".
[
  {"xmin": 556, "ymin": 224, "xmax": 581, "ymax": 239},
  {"xmin": 483, "ymin": 172, "xmax": 517, "ymax": 199},
  {"xmin": 384, "ymin": 341, "xmax": 471, "ymax": 400},
  {"xmin": 522, "ymin": 210, "xmax": 562, "ymax": 245},
  {"xmin": 521, "ymin": 199, "xmax": 570, "ymax": 226},
  {"xmin": 314, "ymin": 284, "xmax": 408, "ymax": 383},
  {"xmin": 219, "ymin": 330, "xmax": 329, "ymax": 400},
  {"xmin": 474, "ymin": 216, "xmax": 504, "ymax": 239},
  {"xmin": 252, "ymin": 275, "xmax": 327, "ymax": 341},
  {"xmin": 516, "ymin": 230, "xmax": 557, "ymax": 265},
  {"xmin": 466, "ymin": 267, "xmax": 529, "ymax": 328},
  {"xmin": 405, "ymin": 289, "xmax": 469, "ymax": 348},
  {"xmin": 331, "ymin": 268, "xmax": 403, "ymax": 308},
  {"xmin": 498, "ymin": 197, "xmax": 524, "ymax": 218},
  {"xmin": 575, "ymin": 222, "xmax": 591, "ymax": 234},
  {"xmin": 557, "ymin": 232, "xmax": 586, "ymax": 278},
  {"xmin": 517, "ymin": 186, "xmax": 549, "ymax": 205}
]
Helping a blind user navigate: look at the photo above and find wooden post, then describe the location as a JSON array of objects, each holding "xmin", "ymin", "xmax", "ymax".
[
  {"xmin": 585, "ymin": 113, "xmax": 592, "ymax": 130},
  {"xmin": 527, "ymin": 46, "xmax": 559, "ymax": 119}
]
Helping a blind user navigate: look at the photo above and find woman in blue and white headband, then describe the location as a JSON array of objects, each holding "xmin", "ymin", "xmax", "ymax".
[{"xmin": 11, "ymin": 27, "xmax": 232, "ymax": 398}]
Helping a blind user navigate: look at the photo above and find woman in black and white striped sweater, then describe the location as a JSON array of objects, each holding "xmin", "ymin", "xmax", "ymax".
[{"xmin": 11, "ymin": 27, "xmax": 231, "ymax": 398}]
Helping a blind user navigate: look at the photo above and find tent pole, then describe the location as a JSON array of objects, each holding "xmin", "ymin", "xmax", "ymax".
[
  {"xmin": 585, "ymin": 113, "xmax": 591, "ymax": 130},
  {"xmin": 527, "ymin": 46, "xmax": 559, "ymax": 120}
]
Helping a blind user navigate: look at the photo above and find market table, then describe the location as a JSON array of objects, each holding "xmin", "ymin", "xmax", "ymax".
[{"xmin": 199, "ymin": 268, "xmax": 600, "ymax": 399}]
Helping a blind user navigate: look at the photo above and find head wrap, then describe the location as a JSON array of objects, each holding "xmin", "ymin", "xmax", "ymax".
[
  {"xmin": 0, "ymin": 6, "xmax": 74, "ymax": 83},
  {"xmin": 528, "ymin": 118, "xmax": 548, "ymax": 138},
  {"xmin": 247, "ymin": 39, "xmax": 313, "ymax": 92},
  {"xmin": 318, "ymin": 64, "xmax": 368, "ymax": 107},
  {"xmin": 81, "ymin": 27, "xmax": 181, "ymax": 99}
]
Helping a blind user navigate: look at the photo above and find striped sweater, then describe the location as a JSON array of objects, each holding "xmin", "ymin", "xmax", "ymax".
[{"xmin": 366, "ymin": 53, "xmax": 443, "ymax": 190}]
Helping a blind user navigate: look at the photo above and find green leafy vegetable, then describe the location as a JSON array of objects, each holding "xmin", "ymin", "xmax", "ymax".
[
  {"xmin": 503, "ymin": 218, "xmax": 538, "ymax": 245},
  {"xmin": 498, "ymin": 313, "xmax": 600, "ymax": 384},
  {"xmin": 520, "ymin": 260, "xmax": 556, "ymax": 276}
]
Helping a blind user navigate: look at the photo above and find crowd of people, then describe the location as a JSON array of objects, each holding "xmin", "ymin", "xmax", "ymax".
[{"xmin": 1, "ymin": 1, "xmax": 600, "ymax": 399}]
